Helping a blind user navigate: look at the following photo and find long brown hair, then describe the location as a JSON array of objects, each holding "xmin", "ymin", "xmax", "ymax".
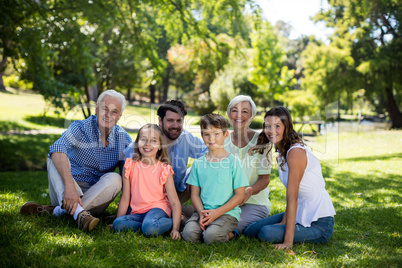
[
  {"xmin": 133, "ymin": 124, "xmax": 170, "ymax": 165},
  {"xmin": 250, "ymin": 106, "xmax": 304, "ymax": 170}
]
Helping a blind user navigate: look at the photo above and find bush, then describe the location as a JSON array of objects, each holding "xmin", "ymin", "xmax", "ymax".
[
  {"xmin": 4, "ymin": 74, "xmax": 33, "ymax": 90},
  {"xmin": 250, "ymin": 117, "xmax": 264, "ymax": 129},
  {"xmin": 185, "ymin": 92, "xmax": 217, "ymax": 115}
]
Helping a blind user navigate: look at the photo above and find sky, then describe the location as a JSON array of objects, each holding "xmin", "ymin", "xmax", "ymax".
[{"xmin": 255, "ymin": 0, "xmax": 333, "ymax": 41}]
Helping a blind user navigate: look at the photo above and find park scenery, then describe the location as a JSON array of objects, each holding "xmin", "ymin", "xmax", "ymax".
[{"xmin": 1, "ymin": 0, "xmax": 401, "ymax": 267}]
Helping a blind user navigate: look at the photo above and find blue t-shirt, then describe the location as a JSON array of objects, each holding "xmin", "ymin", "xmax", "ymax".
[
  {"xmin": 187, "ymin": 154, "xmax": 248, "ymax": 220},
  {"xmin": 49, "ymin": 115, "xmax": 132, "ymax": 185}
]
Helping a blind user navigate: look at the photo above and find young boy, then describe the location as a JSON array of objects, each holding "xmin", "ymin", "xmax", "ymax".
[{"xmin": 182, "ymin": 114, "xmax": 248, "ymax": 244}]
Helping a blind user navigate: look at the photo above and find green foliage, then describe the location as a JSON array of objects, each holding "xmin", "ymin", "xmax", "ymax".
[
  {"xmin": 3, "ymin": 74, "xmax": 33, "ymax": 90},
  {"xmin": 280, "ymin": 89, "xmax": 319, "ymax": 120},
  {"xmin": 210, "ymin": 49, "xmax": 258, "ymax": 110},
  {"xmin": 2, "ymin": 0, "xmax": 257, "ymax": 117},
  {"xmin": 302, "ymin": 39, "xmax": 360, "ymax": 109},
  {"xmin": 249, "ymin": 20, "xmax": 296, "ymax": 108},
  {"xmin": 309, "ymin": 0, "xmax": 402, "ymax": 128}
]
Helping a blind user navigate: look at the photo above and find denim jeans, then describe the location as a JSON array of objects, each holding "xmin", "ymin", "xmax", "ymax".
[
  {"xmin": 113, "ymin": 208, "xmax": 172, "ymax": 236},
  {"xmin": 244, "ymin": 212, "xmax": 335, "ymax": 244}
]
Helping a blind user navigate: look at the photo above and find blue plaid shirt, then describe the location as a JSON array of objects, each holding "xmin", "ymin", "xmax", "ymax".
[{"xmin": 49, "ymin": 115, "xmax": 132, "ymax": 185}]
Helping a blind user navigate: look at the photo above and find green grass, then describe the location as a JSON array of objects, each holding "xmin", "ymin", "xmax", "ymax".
[
  {"xmin": 0, "ymin": 131, "xmax": 401, "ymax": 267},
  {"xmin": 0, "ymin": 89, "xmax": 203, "ymax": 132},
  {"xmin": 1, "ymin": 90, "xmax": 401, "ymax": 267}
]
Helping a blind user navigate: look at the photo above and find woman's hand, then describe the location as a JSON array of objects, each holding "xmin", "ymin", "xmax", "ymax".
[
  {"xmin": 170, "ymin": 230, "xmax": 181, "ymax": 240},
  {"xmin": 239, "ymin": 187, "xmax": 253, "ymax": 206}
]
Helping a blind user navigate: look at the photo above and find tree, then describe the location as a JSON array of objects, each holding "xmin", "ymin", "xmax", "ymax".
[
  {"xmin": 210, "ymin": 47, "xmax": 258, "ymax": 110},
  {"xmin": 314, "ymin": 0, "xmax": 402, "ymax": 128},
  {"xmin": 249, "ymin": 19, "xmax": 296, "ymax": 110},
  {"xmin": 2, "ymin": 0, "xmax": 257, "ymax": 115},
  {"xmin": 168, "ymin": 34, "xmax": 233, "ymax": 114},
  {"xmin": 302, "ymin": 37, "xmax": 362, "ymax": 116}
]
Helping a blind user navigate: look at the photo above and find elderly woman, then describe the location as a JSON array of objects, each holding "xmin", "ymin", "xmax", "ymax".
[{"xmin": 224, "ymin": 95, "xmax": 272, "ymax": 236}]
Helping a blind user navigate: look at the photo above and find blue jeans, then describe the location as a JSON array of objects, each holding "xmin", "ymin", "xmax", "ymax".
[
  {"xmin": 113, "ymin": 208, "xmax": 172, "ymax": 236},
  {"xmin": 244, "ymin": 212, "xmax": 334, "ymax": 244}
]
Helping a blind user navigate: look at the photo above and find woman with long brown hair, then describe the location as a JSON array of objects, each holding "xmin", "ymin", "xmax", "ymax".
[{"xmin": 244, "ymin": 107, "xmax": 335, "ymax": 249}]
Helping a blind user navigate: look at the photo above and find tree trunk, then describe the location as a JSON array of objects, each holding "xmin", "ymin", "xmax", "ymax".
[
  {"xmin": 127, "ymin": 88, "xmax": 131, "ymax": 102},
  {"xmin": 149, "ymin": 84, "xmax": 156, "ymax": 103},
  {"xmin": 0, "ymin": 55, "xmax": 8, "ymax": 91},
  {"xmin": 162, "ymin": 64, "xmax": 172, "ymax": 103},
  {"xmin": 0, "ymin": 72, "xmax": 6, "ymax": 91},
  {"xmin": 384, "ymin": 86, "xmax": 402, "ymax": 129},
  {"xmin": 158, "ymin": 85, "xmax": 162, "ymax": 103},
  {"xmin": 82, "ymin": 77, "xmax": 92, "ymax": 119}
]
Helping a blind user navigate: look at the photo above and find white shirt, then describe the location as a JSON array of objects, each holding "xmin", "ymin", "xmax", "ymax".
[
  {"xmin": 278, "ymin": 143, "xmax": 336, "ymax": 227},
  {"xmin": 224, "ymin": 132, "xmax": 272, "ymax": 209}
]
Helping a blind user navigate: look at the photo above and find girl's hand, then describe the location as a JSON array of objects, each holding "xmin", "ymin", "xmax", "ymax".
[
  {"xmin": 170, "ymin": 230, "xmax": 181, "ymax": 240},
  {"xmin": 274, "ymin": 242, "xmax": 293, "ymax": 250},
  {"xmin": 276, "ymin": 218, "xmax": 286, "ymax": 225}
]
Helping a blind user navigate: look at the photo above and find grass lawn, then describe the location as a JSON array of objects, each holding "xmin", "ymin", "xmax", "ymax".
[
  {"xmin": 1, "ymin": 130, "xmax": 401, "ymax": 267},
  {"xmin": 0, "ymin": 90, "xmax": 401, "ymax": 267}
]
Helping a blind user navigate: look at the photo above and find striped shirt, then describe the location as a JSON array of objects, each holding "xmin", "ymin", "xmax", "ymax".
[{"xmin": 49, "ymin": 115, "xmax": 132, "ymax": 185}]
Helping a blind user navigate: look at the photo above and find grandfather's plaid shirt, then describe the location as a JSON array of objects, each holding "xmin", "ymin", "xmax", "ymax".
[{"xmin": 49, "ymin": 115, "xmax": 132, "ymax": 185}]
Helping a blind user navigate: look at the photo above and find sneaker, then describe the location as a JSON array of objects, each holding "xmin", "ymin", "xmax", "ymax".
[
  {"xmin": 76, "ymin": 210, "xmax": 99, "ymax": 232},
  {"xmin": 20, "ymin": 202, "xmax": 55, "ymax": 216}
]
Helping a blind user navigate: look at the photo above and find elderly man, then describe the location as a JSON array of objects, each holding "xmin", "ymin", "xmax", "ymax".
[{"xmin": 21, "ymin": 90, "xmax": 132, "ymax": 232}]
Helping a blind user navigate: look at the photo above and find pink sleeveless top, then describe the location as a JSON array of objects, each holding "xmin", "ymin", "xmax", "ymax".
[{"xmin": 124, "ymin": 159, "xmax": 174, "ymax": 217}]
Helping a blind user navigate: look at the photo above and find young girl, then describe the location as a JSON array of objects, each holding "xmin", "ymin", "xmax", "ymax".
[
  {"xmin": 112, "ymin": 124, "xmax": 181, "ymax": 240},
  {"xmin": 244, "ymin": 107, "xmax": 335, "ymax": 249}
]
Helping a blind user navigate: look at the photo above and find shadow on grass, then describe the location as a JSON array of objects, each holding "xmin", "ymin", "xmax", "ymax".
[
  {"xmin": 341, "ymin": 153, "xmax": 402, "ymax": 162},
  {"xmin": 0, "ymin": 134, "xmax": 61, "ymax": 171},
  {"xmin": 24, "ymin": 115, "xmax": 66, "ymax": 128},
  {"xmin": 1, "ymin": 167, "xmax": 401, "ymax": 267},
  {"xmin": 0, "ymin": 120, "xmax": 33, "ymax": 132}
]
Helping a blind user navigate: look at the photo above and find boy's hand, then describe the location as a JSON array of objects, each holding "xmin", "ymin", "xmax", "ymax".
[
  {"xmin": 200, "ymin": 209, "xmax": 219, "ymax": 227},
  {"xmin": 199, "ymin": 213, "xmax": 207, "ymax": 230}
]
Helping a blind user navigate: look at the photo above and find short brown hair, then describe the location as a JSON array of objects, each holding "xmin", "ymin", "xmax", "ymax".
[
  {"xmin": 200, "ymin": 114, "xmax": 228, "ymax": 133},
  {"xmin": 157, "ymin": 100, "xmax": 187, "ymax": 120}
]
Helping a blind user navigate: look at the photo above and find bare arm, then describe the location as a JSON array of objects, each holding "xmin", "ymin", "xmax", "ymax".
[
  {"xmin": 240, "ymin": 174, "xmax": 270, "ymax": 206},
  {"xmin": 165, "ymin": 173, "xmax": 182, "ymax": 240},
  {"xmin": 201, "ymin": 186, "xmax": 245, "ymax": 227},
  {"xmin": 51, "ymin": 152, "xmax": 82, "ymax": 214},
  {"xmin": 116, "ymin": 168, "xmax": 130, "ymax": 218},
  {"xmin": 190, "ymin": 185, "xmax": 207, "ymax": 230},
  {"xmin": 276, "ymin": 148, "xmax": 306, "ymax": 249}
]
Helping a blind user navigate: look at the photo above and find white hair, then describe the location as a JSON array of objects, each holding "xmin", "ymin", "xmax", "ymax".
[
  {"xmin": 97, "ymin": 89, "xmax": 126, "ymax": 112},
  {"xmin": 227, "ymin": 95, "xmax": 257, "ymax": 118}
]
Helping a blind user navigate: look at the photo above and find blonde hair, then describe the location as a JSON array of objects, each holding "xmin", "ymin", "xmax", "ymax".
[{"xmin": 133, "ymin": 124, "xmax": 170, "ymax": 165}]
